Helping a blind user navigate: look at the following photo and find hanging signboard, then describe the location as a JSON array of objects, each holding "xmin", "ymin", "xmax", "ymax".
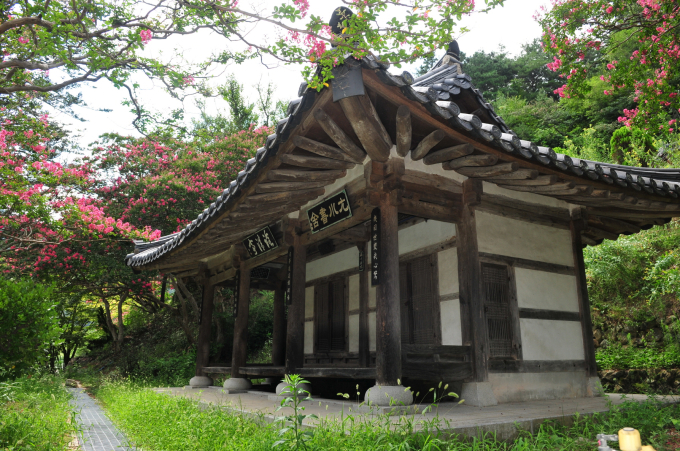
[
  {"xmin": 243, "ymin": 226, "xmax": 278, "ymax": 257},
  {"xmin": 370, "ymin": 207, "xmax": 381, "ymax": 286},
  {"xmin": 358, "ymin": 247, "xmax": 365, "ymax": 272},
  {"xmin": 286, "ymin": 247, "xmax": 294, "ymax": 305},
  {"xmin": 306, "ymin": 190, "xmax": 352, "ymax": 234},
  {"xmin": 233, "ymin": 270, "xmax": 240, "ymax": 317}
]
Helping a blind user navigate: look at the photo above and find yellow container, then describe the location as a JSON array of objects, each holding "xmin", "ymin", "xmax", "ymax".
[{"xmin": 618, "ymin": 428, "xmax": 642, "ymax": 451}]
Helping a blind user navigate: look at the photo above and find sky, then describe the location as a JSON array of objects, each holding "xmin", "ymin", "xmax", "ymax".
[{"xmin": 51, "ymin": 0, "xmax": 549, "ymax": 147}]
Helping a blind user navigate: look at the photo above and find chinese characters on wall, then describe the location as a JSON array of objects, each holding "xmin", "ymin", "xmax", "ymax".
[
  {"xmin": 371, "ymin": 207, "xmax": 381, "ymax": 286},
  {"xmin": 243, "ymin": 226, "xmax": 278, "ymax": 258},
  {"xmin": 306, "ymin": 190, "xmax": 352, "ymax": 233},
  {"xmin": 286, "ymin": 247, "xmax": 294, "ymax": 305}
]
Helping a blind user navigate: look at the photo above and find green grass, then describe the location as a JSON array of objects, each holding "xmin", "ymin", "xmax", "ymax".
[
  {"xmin": 0, "ymin": 375, "xmax": 78, "ymax": 451},
  {"xmin": 597, "ymin": 343, "xmax": 680, "ymax": 370},
  {"xmin": 96, "ymin": 379, "xmax": 680, "ymax": 451}
]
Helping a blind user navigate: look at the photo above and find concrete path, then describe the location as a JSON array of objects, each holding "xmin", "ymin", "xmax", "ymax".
[
  {"xmin": 154, "ymin": 387, "xmax": 680, "ymax": 441},
  {"xmin": 68, "ymin": 388, "xmax": 136, "ymax": 451}
]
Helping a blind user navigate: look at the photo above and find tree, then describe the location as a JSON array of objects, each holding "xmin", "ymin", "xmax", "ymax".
[
  {"xmin": 2, "ymin": 0, "xmax": 505, "ymax": 131},
  {"xmin": 0, "ymin": 278, "xmax": 62, "ymax": 377},
  {"xmin": 537, "ymin": 0, "xmax": 680, "ymax": 132}
]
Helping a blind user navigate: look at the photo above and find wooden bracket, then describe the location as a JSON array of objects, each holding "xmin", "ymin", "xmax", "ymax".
[{"xmin": 462, "ymin": 179, "xmax": 483, "ymax": 207}]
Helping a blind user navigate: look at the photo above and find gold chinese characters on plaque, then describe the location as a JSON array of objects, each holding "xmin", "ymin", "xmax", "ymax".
[{"xmin": 306, "ymin": 190, "xmax": 352, "ymax": 234}]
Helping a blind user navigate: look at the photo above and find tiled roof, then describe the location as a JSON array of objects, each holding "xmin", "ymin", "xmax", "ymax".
[{"xmin": 126, "ymin": 53, "xmax": 680, "ymax": 268}]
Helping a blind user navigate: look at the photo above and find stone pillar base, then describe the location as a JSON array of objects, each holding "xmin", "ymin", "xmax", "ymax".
[
  {"xmin": 365, "ymin": 385, "xmax": 413, "ymax": 406},
  {"xmin": 586, "ymin": 376, "xmax": 604, "ymax": 397},
  {"xmin": 222, "ymin": 377, "xmax": 252, "ymax": 392},
  {"xmin": 460, "ymin": 382, "xmax": 498, "ymax": 407},
  {"xmin": 188, "ymin": 376, "xmax": 213, "ymax": 388}
]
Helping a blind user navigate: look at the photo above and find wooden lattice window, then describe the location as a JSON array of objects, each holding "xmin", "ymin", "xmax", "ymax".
[
  {"xmin": 315, "ymin": 279, "xmax": 346, "ymax": 352},
  {"xmin": 482, "ymin": 263, "xmax": 515, "ymax": 358},
  {"xmin": 400, "ymin": 255, "xmax": 440, "ymax": 345}
]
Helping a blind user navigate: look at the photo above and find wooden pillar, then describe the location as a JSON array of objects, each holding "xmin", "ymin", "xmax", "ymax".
[
  {"xmin": 358, "ymin": 241, "xmax": 370, "ymax": 367},
  {"xmin": 457, "ymin": 179, "xmax": 489, "ymax": 382},
  {"xmin": 195, "ymin": 281, "xmax": 215, "ymax": 377},
  {"xmin": 231, "ymin": 261, "xmax": 251, "ymax": 378},
  {"xmin": 285, "ymin": 233, "xmax": 306, "ymax": 373},
  {"xmin": 272, "ymin": 281, "xmax": 286, "ymax": 367},
  {"xmin": 375, "ymin": 195, "xmax": 401, "ymax": 385},
  {"xmin": 570, "ymin": 212, "xmax": 598, "ymax": 378}
]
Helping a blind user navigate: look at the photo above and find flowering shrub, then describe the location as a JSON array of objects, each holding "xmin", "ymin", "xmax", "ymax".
[{"xmin": 537, "ymin": 0, "xmax": 680, "ymax": 133}]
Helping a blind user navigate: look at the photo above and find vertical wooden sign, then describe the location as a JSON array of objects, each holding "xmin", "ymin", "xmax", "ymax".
[
  {"xmin": 371, "ymin": 207, "xmax": 381, "ymax": 286},
  {"xmin": 233, "ymin": 270, "xmax": 240, "ymax": 317},
  {"xmin": 286, "ymin": 246, "xmax": 294, "ymax": 305},
  {"xmin": 358, "ymin": 247, "xmax": 365, "ymax": 272}
]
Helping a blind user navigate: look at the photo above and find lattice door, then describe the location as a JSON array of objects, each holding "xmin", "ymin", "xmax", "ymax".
[
  {"xmin": 482, "ymin": 264, "xmax": 514, "ymax": 358},
  {"xmin": 400, "ymin": 255, "xmax": 437, "ymax": 345},
  {"xmin": 410, "ymin": 256, "xmax": 437, "ymax": 345}
]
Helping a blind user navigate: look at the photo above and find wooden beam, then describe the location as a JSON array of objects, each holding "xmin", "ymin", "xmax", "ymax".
[
  {"xmin": 570, "ymin": 213, "xmax": 598, "ymax": 378},
  {"xmin": 285, "ymin": 229, "xmax": 306, "ymax": 373},
  {"xmin": 272, "ymin": 282, "xmax": 286, "ymax": 367},
  {"xmin": 411, "ymin": 129, "xmax": 446, "ymax": 161},
  {"xmin": 293, "ymin": 135, "xmax": 362, "ymax": 164},
  {"xmin": 584, "ymin": 226, "xmax": 620, "ymax": 241},
  {"xmin": 395, "ymin": 105, "xmax": 412, "ymax": 157},
  {"xmin": 456, "ymin": 162, "xmax": 518, "ymax": 178},
  {"xmin": 313, "ymin": 108, "xmax": 366, "ymax": 162},
  {"xmin": 231, "ymin": 262, "xmax": 251, "ymax": 378},
  {"xmin": 247, "ymin": 188, "xmax": 326, "ymax": 204},
  {"xmin": 458, "ymin": 179, "xmax": 488, "ymax": 382},
  {"xmin": 280, "ymin": 154, "xmax": 355, "ymax": 170},
  {"xmin": 339, "ymin": 95, "xmax": 391, "ymax": 162},
  {"xmin": 333, "ymin": 225, "xmax": 370, "ymax": 242},
  {"xmin": 444, "ymin": 154, "xmax": 498, "ymax": 170},
  {"xmin": 298, "ymin": 367, "xmax": 376, "ymax": 378},
  {"xmin": 375, "ymin": 193, "xmax": 402, "ymax": 385},
  {"xmin": 256, "ymin": 181, "xmax": 328, "ymax": 194},
  {"xmin": 589, "ymin": 215, "xmax": 641, "ymax": 234},
  {"xmin": 487, "ymin": 169, "xmax": 539, "ymax": 181},
  {"xmin": 400, "ymin": 198, "xmax": 459, "ymax": 223},
  {"xmin": 243, "ymin": 245, "xmax": 289, "ymax": 271},
  {"xmin": 402, "ymin": 361, "xmax": 473, "ymax": 382},
  {"xmin": 267, "ymin": 169, "xmax": 346, "ymax": 183},
  {"xmin": 490, "ymin": 175, "xmax": 557, "ymax": 186},
  {"xmin": 208, "ymin": 267, "xmax": 237, "ymax": 286},
  {"xmin": 195, "ymin": 278, "xmax": 215, "ymax": 377},
  {"xmin": 357, "ymin": 94, "xmax": 393, "ymax": 147},
  {"xmin": 498, "ymin": 181, "xmax": 574, "ymax": 193},
  {"xmin": 422, "ymin": 143, "xmax": 474, "ymax": 165}
]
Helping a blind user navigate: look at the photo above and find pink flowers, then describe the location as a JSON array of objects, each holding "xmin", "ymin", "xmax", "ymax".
[
  {"xmin": 139, "ymin": 29, "xmax": 152, "ymax": 45},
  {"xmin": 17, "ymin": 36, "xmax": 29, "ymax": 44},
  {"xmin": 606, "ymin": 6, "xmax": 613, "ymax": 14},
  {"xmin": 546, "ymin": 56, "xmax": 562, "ymax": 72},
  {"xmin": 182, "ymin": 76, "xmax": 195, "ymax": 85},
  {"xmin": 294, "ymin": 0, "xmax": 309, "ymax": 17}
]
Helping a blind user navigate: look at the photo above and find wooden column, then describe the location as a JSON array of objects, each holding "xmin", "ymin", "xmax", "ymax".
[
  {"xmin": 375, "ymin": 195, "xmax": 401, "ymax": 385},
  {"xmin": 195, "ymin": 281, "xmax": 215, "ymax": 377},
  {"xmin": 272, "ymin": 281, "xmax": 286, "ymax": 367},
  {"xmin": 570, "ymin": 211, "xmax": 598, "ymax": 378},
  {"xmin": 457, "ymin": 179, "xmax": 489, "ymax": 382},
  {"xmin": 285, "ymin": 232, "xmax": 306, "ymax": 373},
  {"xmin": 358, "ymin": 241, "xmax": 370, "ymax": 367},
  {"xmin": 231, "ymin": 260, "xmax": 251, "ymax": 378}
]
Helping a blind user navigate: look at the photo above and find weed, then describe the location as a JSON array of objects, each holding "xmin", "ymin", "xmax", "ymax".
[{"xmin": 274, "ymin": 374, "xmax": 317, "ymax": 450}]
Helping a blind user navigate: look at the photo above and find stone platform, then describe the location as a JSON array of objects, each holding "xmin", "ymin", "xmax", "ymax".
[{"xmin": 152, "ymin": 387, "xmax": 679, "ymax": 441}]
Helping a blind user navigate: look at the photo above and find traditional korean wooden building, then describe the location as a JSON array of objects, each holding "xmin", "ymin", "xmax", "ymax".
[{"xmin": 125, "ymin": 39, "xmax": 680, "ymax": 406}]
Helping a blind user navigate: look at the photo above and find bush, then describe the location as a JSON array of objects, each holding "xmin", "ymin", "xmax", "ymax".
[
  {"xmin": 0, "ymin": 375, "xmax": 77, "ymax": 450},
  {"xmin": 0, "ymin": 278, "xmax": 62, "ymax": 378}
]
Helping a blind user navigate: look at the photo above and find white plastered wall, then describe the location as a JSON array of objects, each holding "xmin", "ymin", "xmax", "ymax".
[
  {"xmin": 304, "ymin": 286, "xmax": 314, "ymax": 354},
  {"xmin": 515, "ymin": 268, "xmax": 579, "ymax": 312},
  {"xmin": 521, "ymin": 319, "xmax": 585, "ymax": 361},
  {"xmin": 476, "ymin": 210, "xmax": 574, "ymax": 266}
]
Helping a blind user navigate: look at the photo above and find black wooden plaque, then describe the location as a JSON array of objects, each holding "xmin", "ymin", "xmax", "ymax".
[
  {"xmin": 243, "ymin": 226, "xmax": 278, "ymax": 257},
  {"xmin": 233, "ymin": 270, "xmax": 240, "ymax": 317},
  {"xmin": 370, "ymin": 207, "xmax": 381, "ymax": 286},
  {"xmin": 306, "ymin": 190, "xmax": 352, "ymax": 234},
  {"xmin": 286, "ymin": 247, "xmax": 294, "ymax": 305},
  {"xmin": 358, "ymin": 247, "xmax": 365, "ymax": 272}
]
